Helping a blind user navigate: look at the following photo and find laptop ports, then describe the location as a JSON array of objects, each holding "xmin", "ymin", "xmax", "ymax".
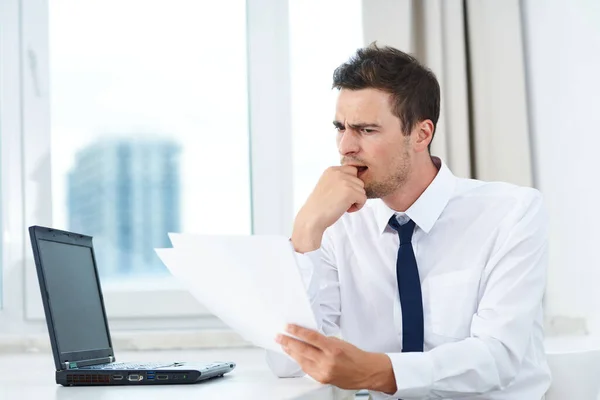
[
  {"xmin": 112, "ymin": 375, "xmax": 124, "ymax": 381},
  {"xmin": 128, "ymin": 374, "xmax": 143, "ymax": 382},
  {"xmin": 156, "ymin": 375, "xmax": 169, "ymax": 380}
]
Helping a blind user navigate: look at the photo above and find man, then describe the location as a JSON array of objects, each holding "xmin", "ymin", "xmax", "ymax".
[{"xmin": 268, "ymin": 44, "xmax": 551, "ymax": 399}]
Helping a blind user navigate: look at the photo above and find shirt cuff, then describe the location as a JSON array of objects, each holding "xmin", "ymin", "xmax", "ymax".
[{"xmin": 383, "ymin": 352, "xmax": 434, "ymax": 398}]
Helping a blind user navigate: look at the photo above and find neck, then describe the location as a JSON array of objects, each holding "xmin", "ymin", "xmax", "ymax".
[{"xmin": 381, "ymin": 155, "xmax": 439, "ymax": 212}]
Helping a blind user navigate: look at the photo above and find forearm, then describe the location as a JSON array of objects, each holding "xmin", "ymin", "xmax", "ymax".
[
  {"xmin": 381, "ymin": 335, "xmax": 518, "ymax": 399},
  {"xmin": 291, "ymin": 212, "xmax": 325, "ymax": 254}
]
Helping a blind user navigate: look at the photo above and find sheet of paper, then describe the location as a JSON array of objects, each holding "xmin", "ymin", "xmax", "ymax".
[{"xmin": 155, "ymin": 234, "xmax": 317, "ymax": 354}]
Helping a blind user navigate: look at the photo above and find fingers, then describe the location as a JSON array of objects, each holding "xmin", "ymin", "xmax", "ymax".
[
  {"xmin": 338, "ymin": 165, "xmax": 359, "ymax": 176},
  {"xmin": 341, "ymin": 175, "xmax": 366, "ymax": 194},
  {"xmin": 325, "ymin": 166, "xmax": 365, "ymax": 189},
  {"xmin": 345, "ymin": 182, "xmax": 366, "ymax": 195},
  {"xmin": 341, "ymin": 171, "xmax": 366, "ymax": 187},
  {"xmin": 346, "ymin": 178, "xmax": 365, "ymax": 192},
  {"xmin": 285, "ymin": 325, "xmax": 330, "ymax": 349},
  {"xmin": 347, "ymin": 187, "xmax": 367, "ymax": 213},
  {"xmin": 277, "ymin": 334, "xmax": 322, "ymax": 363},
  {"xmin": 348, "ymin": 198, "xmax": 367, "ymax": 213},
  {"xmin": 347, "ymin": 200, "xmax": 367, "ymax": 213}
]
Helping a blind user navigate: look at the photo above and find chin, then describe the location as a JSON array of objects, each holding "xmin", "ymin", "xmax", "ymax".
[
  {"xmin": 364, "ymin": 186, "xmax": 378, "ymax": 199},
  {"xmin": 365, "ymin": 180, "xmax": 397, "ymax": 199}
]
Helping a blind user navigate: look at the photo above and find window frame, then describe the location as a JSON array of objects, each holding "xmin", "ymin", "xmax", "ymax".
[{"xmin": 0, "ymin": 0, "xmax": 28, "ymax": 331}]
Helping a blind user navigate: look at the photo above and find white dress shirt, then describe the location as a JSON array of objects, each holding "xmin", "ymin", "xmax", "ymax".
[{"xmin": 267, "ymin": 158, "xmax": 551, "ymax": 399}]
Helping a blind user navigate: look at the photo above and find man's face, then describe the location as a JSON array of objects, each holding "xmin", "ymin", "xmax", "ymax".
[{"xmin": 335, "ymin": 88, "xmax": 412, "ymax": 199}]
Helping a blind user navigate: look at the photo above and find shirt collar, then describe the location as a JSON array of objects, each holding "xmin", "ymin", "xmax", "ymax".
[{"xmin": 373, "ymin": 157, "xmax": 456, "ymax": 235}]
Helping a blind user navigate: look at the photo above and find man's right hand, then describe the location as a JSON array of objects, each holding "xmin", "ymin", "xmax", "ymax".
[{"xmin": 291, "ymin": 166, "xmax": 367, "ymax": 253}]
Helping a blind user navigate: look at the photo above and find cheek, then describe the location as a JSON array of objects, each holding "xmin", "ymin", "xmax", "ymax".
[
  {"xmin": 368, "ymin": 154, "xmax": 397, "ymax": 179},
  {"xmin": 369, "ymin": 148, "xmax": 392, "ymax": 167}
]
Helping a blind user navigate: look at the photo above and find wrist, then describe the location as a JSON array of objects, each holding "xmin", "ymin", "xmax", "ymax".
[
  {"xmin": 364, "ymin": 352, "xmax": 397, "ymax": 395},
  {"xmin": 291, "ymin": 217, "xmax": 324, "ymax": 253}
]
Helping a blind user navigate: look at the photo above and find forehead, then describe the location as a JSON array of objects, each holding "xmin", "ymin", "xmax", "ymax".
[{"xmin": 335, "ymin": 88, "xmax": 395, "ymax": 122}]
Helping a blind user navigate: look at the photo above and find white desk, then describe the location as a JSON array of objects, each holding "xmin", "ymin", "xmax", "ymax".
[{"xmin": 0, "ymin": 347, "xmax": 355, "ymax": 399}]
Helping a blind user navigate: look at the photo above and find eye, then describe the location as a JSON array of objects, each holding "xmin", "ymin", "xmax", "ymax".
[
  {"xmin": 335, "ymin": 126, "xmax": 346, "ymax": 132},
  {"xmin": 361, "ymin": 128, "xmax": 376, "ymax": 134}
]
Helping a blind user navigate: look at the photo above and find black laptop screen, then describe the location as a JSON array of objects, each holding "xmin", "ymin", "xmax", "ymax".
[{"xmin": 37, "ymin": 239, "xmax": 110, "ymax": 353}]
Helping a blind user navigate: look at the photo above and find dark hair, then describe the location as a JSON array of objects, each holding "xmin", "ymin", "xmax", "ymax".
[{"xmin": 332, "ymin": 43, "xmax": 440, "ymax": 146}]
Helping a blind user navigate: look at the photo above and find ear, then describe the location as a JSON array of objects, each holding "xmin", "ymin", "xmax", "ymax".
[{"xmin": 413, "ymin": 120, "xmax": 434, "ymax": 153}]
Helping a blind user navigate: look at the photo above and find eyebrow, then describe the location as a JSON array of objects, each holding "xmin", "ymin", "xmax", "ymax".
[{"xmin": 333, "ymin": 120, "xmax": 382, "ymax": 130}]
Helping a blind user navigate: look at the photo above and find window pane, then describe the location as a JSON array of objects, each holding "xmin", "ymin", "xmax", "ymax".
[
  {"xmin": 50, "ymin": 0, "xmax": 251, "ymax": 281},
  {"xmin": 290, "ymin": 0, "xmax": 364, "ymax": 213}
]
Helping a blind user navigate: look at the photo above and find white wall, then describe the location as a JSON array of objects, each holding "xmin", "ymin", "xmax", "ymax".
[{"xmin": 523, "ymin": 0, "xmax": 600, "ymax": 334}]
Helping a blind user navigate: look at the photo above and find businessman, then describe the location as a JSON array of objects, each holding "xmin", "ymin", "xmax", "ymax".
[{"xmin": 268, "ymin": 44, "xmax": 551, "ymax": 399}]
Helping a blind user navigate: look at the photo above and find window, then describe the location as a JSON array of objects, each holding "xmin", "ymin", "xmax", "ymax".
[
  {"xmin": 25, "ymin": 0, "xmax": 251, "ymax": 319},
  {"xmin": 289, "ymin": 0, "xmax": 364, "ymax": 213},
  {"xmin": 50, "ymin": 0, "xmax": 251, "ymax": 277}
]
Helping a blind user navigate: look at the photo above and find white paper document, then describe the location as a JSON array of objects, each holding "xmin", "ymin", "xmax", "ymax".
[{"xmin": 155, "ymin": 234, "xmax": 318, "ymax": 354}]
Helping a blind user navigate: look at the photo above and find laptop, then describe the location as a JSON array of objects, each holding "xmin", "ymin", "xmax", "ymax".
[{"xmin": 28, "ymin": 225, "xmax": 236, "ymax": 386}]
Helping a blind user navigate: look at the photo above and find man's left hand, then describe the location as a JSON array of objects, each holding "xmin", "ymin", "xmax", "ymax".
[{"xmin": 276, "ymin": 324, "xmax": 397, "ymax": 394}]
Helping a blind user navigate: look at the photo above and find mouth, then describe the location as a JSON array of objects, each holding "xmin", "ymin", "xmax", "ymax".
[
  {"xmin": 343, "ymin": 161, "xmax": 369, "ymax": 177},
  {"xmin": 356, "ymin": 166, "xmax": 368, "ymax": 176}
]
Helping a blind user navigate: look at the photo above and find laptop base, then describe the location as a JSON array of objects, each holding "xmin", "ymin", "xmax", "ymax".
[{"xmin": 57, "ymin": 364, "xmax": 233, "ymax": 386}]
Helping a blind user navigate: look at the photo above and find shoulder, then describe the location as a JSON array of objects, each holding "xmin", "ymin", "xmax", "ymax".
[
  {"xmin": 455, "ymin": 177, "xmax": 544, "ymax": 215},
  {"xmin": 453, "ymin": 178, "xmax": 548, "ymax": 244},
  {"xmin": 456, "ymin": 176, "xmax": 541, "ymax": 202}
]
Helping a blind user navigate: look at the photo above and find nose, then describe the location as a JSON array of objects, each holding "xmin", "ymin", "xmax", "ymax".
[{"xmin": 337, "ymin": 129, "xmax": 360, "ymax": 156}]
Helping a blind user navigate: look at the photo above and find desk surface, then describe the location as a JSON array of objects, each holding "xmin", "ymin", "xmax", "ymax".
[{"xmin": 0, "ymin": 347, "xmax": 354, "ymax": 400}]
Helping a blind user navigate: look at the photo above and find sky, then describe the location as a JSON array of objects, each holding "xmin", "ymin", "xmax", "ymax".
[{"xmin": 49, "ymin": 0, "xmax": 363, "ymax": 243}]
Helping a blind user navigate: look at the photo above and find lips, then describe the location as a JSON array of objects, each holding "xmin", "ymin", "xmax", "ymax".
[{"xmin": 343, "ymin": 162, "xmax": 368, "ymax": 176}]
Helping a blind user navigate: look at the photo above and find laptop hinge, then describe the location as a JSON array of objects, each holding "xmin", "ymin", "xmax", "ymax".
[{"xmin": 64, "ymin": 356, "xmax": 114, "ymax": 370}]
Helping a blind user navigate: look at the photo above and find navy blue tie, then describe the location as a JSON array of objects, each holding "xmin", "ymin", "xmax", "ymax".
[{"xmin": 388, "ymin": 216, "xmax": 424, "ymax": 353}]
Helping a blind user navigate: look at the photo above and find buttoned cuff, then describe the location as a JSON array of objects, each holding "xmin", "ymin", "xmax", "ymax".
[{"xmin": 382, "ymin": 352, "xmax": 434, "ymax": 399}]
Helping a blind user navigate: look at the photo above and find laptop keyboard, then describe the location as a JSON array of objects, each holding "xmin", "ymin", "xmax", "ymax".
[{"xmin": 79, "ymin": 362, "xmax": 176, "ymax": 370}]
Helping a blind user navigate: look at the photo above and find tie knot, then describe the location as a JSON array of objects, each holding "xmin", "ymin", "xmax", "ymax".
[{"xmin": 388, "ymin": 216, "xmax": 416, "ymax": 245}]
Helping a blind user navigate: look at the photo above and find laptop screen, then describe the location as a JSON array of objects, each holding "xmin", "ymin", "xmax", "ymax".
[{"xmin": 37, "ymin": 239, "xmax": 110, "ymax": 353}]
